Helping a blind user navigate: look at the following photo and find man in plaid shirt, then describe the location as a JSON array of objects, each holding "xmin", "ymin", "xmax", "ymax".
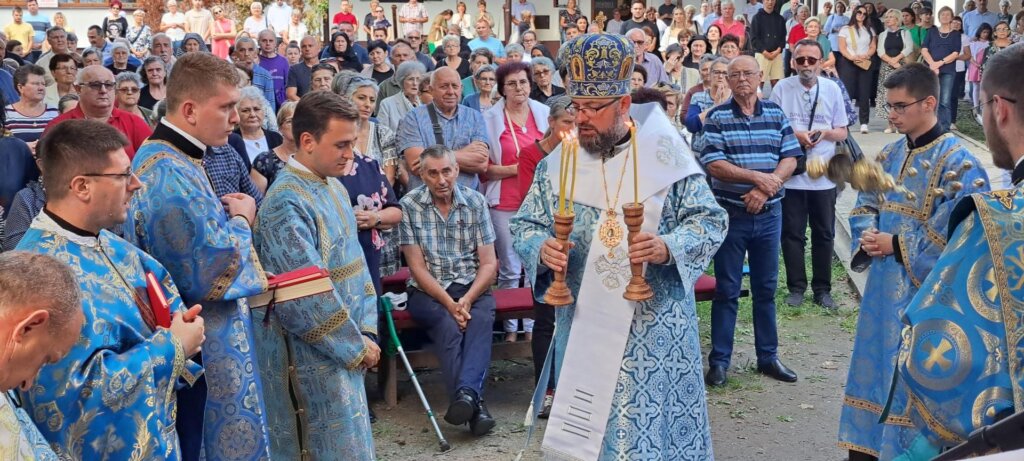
[{"xmin": 398, "ymin": 145, "xmax": 498, "ymax": 438}]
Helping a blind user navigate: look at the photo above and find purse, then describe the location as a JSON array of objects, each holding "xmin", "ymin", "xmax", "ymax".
[{"xmin": 848, "ymin": 27, "xmax": 873, "ymax": 70}]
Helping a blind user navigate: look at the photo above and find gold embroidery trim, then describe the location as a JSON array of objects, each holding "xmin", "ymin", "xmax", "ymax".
[
  {"xmin": 205, "ymin": 253, "xmax": 240, "ymax": 301},
  {"xmin": 300, "ymin": 308, "xmax": 350, "ymax": 344},
  {"xmin": 364, "ymin": 281, "xmax": 376, "ymax": 296},
  {"xmin": 896, "ymin": 234, "xmax": 922, "ymax": 289},
  {"xmin": 881, "ymin": 143, "xmax": 964, "ymax": 223},
  {"xmin": 837, "ymin": 442, "xmax": 880, "ymax": 458},
  {"xmin": 842, "ymin": 395, "xmax": 913, "ymax": 425},
  {"xmin": 850, "ymin": 206, "xmax": 877, "ymax": 216},
  {"xmin": 907, "ymin": 393, "xmax": 964, "ymax": 443},
  {"xmin": 330, "ymin": 260, "xmax": 365, "ymax": 283},
  {"xmin": 266, "ymin": 182, "xmax": 331, "ymax": 263}
]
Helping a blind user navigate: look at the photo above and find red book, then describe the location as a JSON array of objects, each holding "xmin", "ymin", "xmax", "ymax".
[
  {"xmin": 248, "ymin": 267, "xmax": 333, "ymax": 308},
  {"xmin": 146, "ymin": 272, "xmax": 172, "ymax": 328}
]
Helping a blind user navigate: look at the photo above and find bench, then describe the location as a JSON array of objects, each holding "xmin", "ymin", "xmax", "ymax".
[{"xmin": 377, "ymin": 268, "xmax": 727, "ymax": 408}]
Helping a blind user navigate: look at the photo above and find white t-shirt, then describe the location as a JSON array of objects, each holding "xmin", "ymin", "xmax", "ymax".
[
  {"xmin": 243, "ymin": 15, "xmax": 270, "ymax": 37},
  {"xmin": 840, "ymin": 25, "xmax": 873, "ymax": 54},
  {"xmin": 768, "ymin": 76, "xmax": 849, "ymax": 190},
  {"xmin": 161, "ymin": 12, "xmax": 187, "ymax": 41},
  {"xmin": 399, "ymin": 3, "xmax": 428, "ymax": 36},
  {"xmin": 265, "ymin": 2, "xmax": 293, "ymax": 36}
]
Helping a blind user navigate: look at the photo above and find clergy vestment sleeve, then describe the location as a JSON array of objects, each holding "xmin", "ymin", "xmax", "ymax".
[
  {"xmin": 510, "ymin": 157, "xmax": 557, "ymax": 291},
  {"xmin": 657, "ymin": 174, "xmax": 728, "ymax": 291},
  {"xmin": 254, "ymin": 194, "xmax": 371, "ymax": 369},
  {"xmin": 130, "ymin": 155, "xmax": 267, "ymax": 303}
]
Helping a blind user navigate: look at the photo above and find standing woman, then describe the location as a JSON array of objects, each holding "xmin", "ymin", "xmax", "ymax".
[
  {"xmin": 838, "ymin": 5, "xmax": 876, "ymax": 134},
  {"xmin": 477, "ymin": 0, "xmax": 495, "ymax": 31},
  {"xmin": 235, "ymin": 86, "xmax": 284, "ymax": 165},
  {"xmin": 901, "ymin": 8, "xmax": 925, "ymax": 63},
  {"xmin": 102, "ymin": 1, "xmax": 128, "ymax": 40},
  {"xmin": 439, "ymin": 34, "xmax": 470, "ymax": 78},
  {"xmin": 559, "ymin": 0, "xmax": 582, "ymax": 40},
  {"xmin": 428, "ymin": 10, "xmax": 453, "ymax": 50},
  {"xmin": 115, "ymin": 72, "xmax": 154, "ymax": 126},
  {"xmin": 825, "ymin": 1, "xmax": 850, "ymax": 64},
  {"xmin": 682, "ymin": 36, "xmax": 710, "ymax": 91},
  {"xmin": 982, "ymin": 21, "xmax": 1013, "ymax": 77},
  {"xmin": 920, "ymin": 6, "xmax": 961, "ymax": 132},
  {"xmin": 326, "ymin": 32, "xmax": 364, "ymax": 73},
  {"xmin": 662, "ymin": 7, "xmax": 693, "ymax": 52},
  {"xmin": 966, "ymin": 23, "xmax": 991, "ymax": 113},
  {"xmin": 528, "ymin": 57, "xmax": 564, "ymax": 103},
  {"xmin": 44, "ymin": 54, "xmax": 77, "ymax": 107},
  {"xmin": 804, "ymin": 18, "xmax": 836, "ymax": 75},
  {"xmin": 453, "ymin": 1, "xmax": 474, "ymax": 38},
  {"xmin": 137, "ymin": 56, "xmax": 166, "ymax": 110},
  {"xmin": 706, "ymin": 24, "xmax": 722, "ymax": 53},
  {"xmin": 876, "ymin": 9, "xmax": 912, "ymax": 134},
  {"xmin": 950, "ymin": 16, "xmax": 968, "ymax": 130},
  {"xmin": 211, "ymin": 5, "xmax": 235, "ymax": 60},
  {"xmin": 243, "ymin": 2, "xmax": 270, "ymax": 37},
  {"xmin": 483, "ymin": 61, "xmax": 549, "ymax": 343},
  {"xmin": 331, "ymin": 74, "xmax": 402, "ymax": 292},
  {"xmin": 126, "ymin": 9, "xmax": 152, "ymax": 60}
]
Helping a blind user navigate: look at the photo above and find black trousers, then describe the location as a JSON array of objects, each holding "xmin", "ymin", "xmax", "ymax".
[
  {"xmin": 839, "ymin": 57, "xmax": 873, "ymax": 125},
  {"xmin": 951, "ymin": 70, "xmax": 967, "ymax": 123},
  {"xmin": 531, "ymin": 300, "xmax": 555, "ymax": 389},
  {"xmin": 781, "ymin": 187, "xmax": 838, "ymax": 296}
]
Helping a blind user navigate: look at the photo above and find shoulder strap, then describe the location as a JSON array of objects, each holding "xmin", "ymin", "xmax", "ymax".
[
  {"xmin": 426, "ymin": 103, "xmax": 446, "ymax": 146},
  {"xmin": 807, "ymin": 82, "xmax": 820, "ymax": 131}
]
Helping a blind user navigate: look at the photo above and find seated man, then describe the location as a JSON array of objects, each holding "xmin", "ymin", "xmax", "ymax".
[{"xmin": 398, "ymin": 145, "xmax": 498, "ymax": 437}]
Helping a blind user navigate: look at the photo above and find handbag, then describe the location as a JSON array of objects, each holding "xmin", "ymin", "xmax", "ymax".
[{"xmin": 848, "ymin": 27, "xmax": 873, "ymax": 70}]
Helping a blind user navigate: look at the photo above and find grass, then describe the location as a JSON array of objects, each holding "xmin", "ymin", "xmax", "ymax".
[{"xmin": 955, "ymin": 100, "xmax": 986, "ymax": 143}]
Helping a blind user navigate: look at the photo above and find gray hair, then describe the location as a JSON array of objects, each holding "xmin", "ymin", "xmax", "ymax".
[
  {"xmin": 699, "ymin": 53, "xmax": 717, "ymax": 67},
  {"xmin": 238, "ymin": 85, "xmax": 268, "ymax": 106},
  {"xmin": 544, "ymin": 94, "xmax": 572, "ymax": 118},
  {"xmin": 395, "ymin": 60, "xmax": 427, "ymax": 86},
  {"xmin": 441, "ymin": 34, "xmax": 461, "ymax": 50},
  {"xmin": 111, "ymin": 42, "xmax": 130, "ymax": 54},
  {"xmin": 473, "ymin": 63, "xmax": 496, "ymax": 80},
  {"xmin": 418, "ymin": 144, "xmax": 457, "ymax": 172},
  {"xmin": 0, "ymin": 251, "xmax": 81, "ymax": 331},
  {"xmin": 505, "ymin": 43, "xmax": 525, "ymax": 56},
  {"xmin": 235, "ymin": 35, "xmax": 256, "ymax": 48},
  {"xmin": 331, "ymin": 70, "xmax": 377, "ymax": 97},
  {"xmin": 150, "ymin": 32, "xmax": 171, "ymax": 47},
  {"xmin": 797, "ymin": 5, "xmax": 810, "ymax": 14},
  {"xmin": 721, "ymin": 0, "xmax": 734, "ymax": 7},
  {"xmin": 115, "ymin": 71, "xmax": 142, "ymax": 87},
  {"xmin": 531, "ymin": 56, "xmax": 555, "ymax": 72}
]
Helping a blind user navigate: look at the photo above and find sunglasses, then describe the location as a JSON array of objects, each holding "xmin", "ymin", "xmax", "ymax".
[{"xmin": 795, "ymin": 56, "xmax": 819, "ymax": 65}]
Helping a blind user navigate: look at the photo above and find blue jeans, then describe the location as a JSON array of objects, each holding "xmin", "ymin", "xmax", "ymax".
[
  {"xmin": 709, "ymin": 201, "xmax": 783, "ymax": 369},
  {"xmin": 937, "ymin": 72, "xmax": 955, "ymax": 131}
]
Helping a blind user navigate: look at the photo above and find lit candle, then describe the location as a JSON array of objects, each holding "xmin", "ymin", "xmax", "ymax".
[
  {"xmin": 569, "ymin": 132, "xmax": 578, "ymax": 212},
  {"xmin": 558, "ymin": 133, "xmax": 569, "ymax": 214},
  {"xmin": 629, "ymin": 121, "xmax": 639, "ymax": 204}
]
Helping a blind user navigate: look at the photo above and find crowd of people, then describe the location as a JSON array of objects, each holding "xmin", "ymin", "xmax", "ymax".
[{"xmin": 1, "ymin": 0, "xmax": 1024, "ymax": 460}]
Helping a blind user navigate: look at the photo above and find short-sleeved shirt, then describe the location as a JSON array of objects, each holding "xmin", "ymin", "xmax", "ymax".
[
  {"xmin": 332, "ymin": 11, "xmax": 357, "ymax": 27},
  {"xmin": 923, "ymin": 26, "xmax": 962, "ymax": 75},
  {"xmin": 184, "ymin": 8, "xmax": 214, "ymax": 40},
  {"xmin": 286, "ymin": 61, "xmax": 315, "ymax": 96},
  {"xmin": 21, "ymin": 12, "xmax": 49, "ymax": 49},
  {"xmin": 161, "ymin": 12, "xmax": 187, "ymax": 41},
  {"xmin": 768, "ymin": 76, "xmax": 849, "ymax": 191},
  {"xmin": 398, "ymin": 183, "xmax": 496, "ymax": 289},
  {"xmin": 45, "ymin": 107, "xmax": 152, "ymax": 159},
  {"xmin": 3, "ymin": 22, "xmax": 34, "ymax": 51},
  {"xmin": 4, "ymin": 104, "xmax": 58, "ymax": 143},
  {"xmin": 961, "ymin": 10, "xmax": 999, "ymax": 38},
  {"xmin": 468, "ymin": 36, "xmax": 506, "ymax": 57},
  {"xmin": 259, "ymin": 54, "xmax": 289, "ymax": 106},
  {"xmin": 700, "ymin": 98, "xmax": 803, "ymax": 206},
  {"xmin": 713, "ymin": 18, "xmax": 747, "ymax": 40},
  {"xmin": 398, "ymin": 3, "xmax": 427, "ymax": 36},
  {"xmin": 396, "ymin": 103, "xmax": 489, "ymax": 190}
]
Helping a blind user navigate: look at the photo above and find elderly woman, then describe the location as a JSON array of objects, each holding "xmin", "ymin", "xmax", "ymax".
[
  {"xmin": 804, "ymin": 17, "xmax": 837, "ymax": 75},
  {"xmin": 102, "ymin": 0, "xmax": 128, "ymax": 39},
  {"xmin": 251, "ymin": 101, "xmax": 296, "ymax": 189},
  {"xmin": 177, "ymin": 32, "xmax": 209, "ymax": 55},
  {"xmin": 243, "ymin": 1, "xmax": 270, "ymax": 37},
  {"xmin": 528, "ymin": 57, "xmax": 564, "ymax": 103},
  {"xmin": 310, "ymin": 63, "xmax": 337, "ymax": 93},
  {"xmin": 685, "ymin": 56, "xmax": 731, "ymax": 156},
  {"xmin": 115, "ymin": 72, "xmax": 154, "ymax": 126},
  {"xmin": 44, "ymin": 53, "xmax": 78, "ymax": 106},
  {"xmin": 137, "ymin": 56, "xmax": 166, "ymax": 110},
  {"xmin": 378, "ymin": 60, "xmax": 425, "ymax": 134},
  {"xmin": 6, "ymin": 65, "xmax": 58, "ymax": 146},
  {"xmin": 234, "ymin": 85, "xmax": 283, "ymax": 165},
  {"xmin": 484, "ymin": 61, "xmax": 549, "ymax": 342},
  {"xmin": 330, "ymin": 72, "xmax": 402, "ymax": 293},
  {"xmin": 127, "ymin": 9, "xmax": 151, "ymax": 59},
  {"xmin": 105, "ymin": 42, "xmax": 136, "ymax": 76},
  {"xmin": 362, "ymin": 40, "xmax": 393, "ymax": 84},
  {"xmin": 462, "ymin": 64, "xmax": 496, "ymax": 111},
  {"xmin": 876, "ymin": 9, "xmax": 912, "ymax": 133},
  {"xmin": 439, "ymin": 34, "xmax": 470, "ymax": 78},
  {"xmin": 325, "ymin": 32, "xmax": 363, "ymax": 73},
  {"xmin": 505, "ymin": 43, "xmax": 525, "ymax": 63},
  {"xmin": 80, "ymin": 48, "xmax": 101, "ymax": 67}
]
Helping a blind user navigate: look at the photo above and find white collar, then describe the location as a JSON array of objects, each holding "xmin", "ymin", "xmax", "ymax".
[
  {"xmin": 1015, "ymin": 155, "xmax": 1024, "ymax": 169},
  {"xmin": 161, "ymin": 119, "xmax": 208, "ymax": 152},
  {"xmin": 287, "ymin": 156, "xmax": 325, "ymax": 178}
]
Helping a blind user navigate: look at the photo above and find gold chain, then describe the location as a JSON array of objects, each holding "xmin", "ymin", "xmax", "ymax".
[{"xmin": 601, "ymin": 150, "xmax": 631, "ymax": 213}]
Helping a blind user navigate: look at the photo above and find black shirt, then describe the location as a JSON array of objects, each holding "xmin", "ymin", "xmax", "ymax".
[
  {"xmin": 530, "ymin": 84, "xmax": 566, "ymax": 103},
  {"xmin": 286, "ymin": 61, "xmax": 315, "ymax": 97},
  {"xmin": 106, "ymin": 63, "xmax": 138, "ymax": 77},
  {"xmin": 883, "ymin": 30, "xmax": 904, "ymax": 58},
  {"xmin": 750, "ymin": 8, "xmax": 787, "ymax": 53},
  {"xmin": 371, "ymin": 68, "xmax": 394, "ymax": 84},
  {"xmin": 620, "ymin": 19, "xmax": 662, "ymax": 51}
]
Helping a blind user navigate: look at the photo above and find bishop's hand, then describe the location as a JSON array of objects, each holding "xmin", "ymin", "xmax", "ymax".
[
  {"xmin": 541, "ymin": 238, "xmax": 574, "ymax": 273},
  {"xmin": 628, "ymin": 232, "xmax": 670, "ymax": 265}
]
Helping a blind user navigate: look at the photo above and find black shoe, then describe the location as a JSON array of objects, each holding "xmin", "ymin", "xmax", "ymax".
[
  {"xmin": 757, "ymin": 359, "xmax": 798, "ymax": 383},
  {"xmin": 369, "ymin": 407, "xmax": 376, "ymax": 424},
  {"xmin": 469, "ymin": 400, "xmax": 496, "ymax": 436},
  {"xmin": 444, "ymin": 387, "xmax": 477, "ymax": 426},
  {"xmin": 705, "ymin": 365, "xmax": 727, "ymax": 387},
  {"xmin": 814, "ymin": 292, "xmax": 837, "ymax": 310},
  {"xmin": 785, "ymin": 292, "xmax": 804, "ymax": 307}
]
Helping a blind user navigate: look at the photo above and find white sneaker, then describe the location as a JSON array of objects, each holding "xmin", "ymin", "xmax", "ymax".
[
  {"xmin": 950, "ymin": 123, "xmax": 959, "ymax": 131},
  {"xmin": 860, "ymin": 124, "xmax": 869, "ymax": 134},
  {"xmin": 382, "ymin": 292, "xmax": 408, "ymax": 311}
]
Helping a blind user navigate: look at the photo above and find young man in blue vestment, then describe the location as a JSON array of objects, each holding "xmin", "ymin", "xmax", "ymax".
[
  {"xmin": 127, "ymin": 52, "xmax": 273, "ymax": 461},
  {"xmin": 253, "ymin": 91, "xmax": 380, "ymax": 459},
  {"xmin": 894, "ymin": 43, "xmax": 1024, "ymax": 460},
  {"xmin": 839, "ymin": 63, "xmax": 989, "ymax": 461},
  {"xmin": 15, "ymin": 120, "xmax": 206, "ymax": 460},
  {"xmin": 0, "ymin": 251, "xmax": 83, "ymax": 460}
]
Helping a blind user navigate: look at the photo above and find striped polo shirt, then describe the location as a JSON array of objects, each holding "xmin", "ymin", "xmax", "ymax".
[
  {"xmin": 5, "ymin": 104, "xmax": 59, "ymax": 143},
  {"xmin": 700, "ymin": 97, "xmax": 802, "ymax": 207}
]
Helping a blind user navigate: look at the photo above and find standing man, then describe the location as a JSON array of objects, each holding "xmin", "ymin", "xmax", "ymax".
[
  {"xmin": 258, "ymin": 29, "xmax": 288, "ymax": 108},
  {"xmin": 659, "ymin": 0, "xmax": 677, "ymax": 25},
  {"xmin": 405, "ymin": 31, "xmax": 436, "ymax": 70},
  {"xmin": 4, "ymin": 7, "xmax": 34, "ymax": 59},
  {"xmin": 713, "ymin": 1, "xmax": 748, "ymax": 46},
  {"xmin": 332, "ymin": 0, "xmax": 358, "ymax": 30},
  {"xmin": 265, "ymin": 0, "xmax": 292, "ymax": 37},
  {"xmin": 184, "ymin": 0, "xmax": 214, "ymax": 46},
  {"xmin": 161, "ymin": 0, "xmax": 187, "ymax": 47},
  {"xmin": 746, "ymin": 0, "xmax": 765, "ymax": 21},
  {"xmin": 254, "ymin": 91, "xmax": 379, "ymax": 460},
  {"xmin": 398, "ymin": 0, "xmax": 428, "ymax": 37},
  {"xmin": 895, "ymin": 43, "xmax": 1024, "ymax": 460},
  {"xmin": 751, "ymin": 0, "xmax": 788, "ymax": 89},
  {"xmin": 87, "ymin": 25, "xmax": 112, "ymax": 61},
  {"xmin": 286, "ymin": 35, "xmax": 320, "ymax": 101},
  {"xmin": 961, "ymin": 0, "xmax": 998, "ymax": 37},
  {"xmin": 21, "ymin": 0, "xmax": 48, "ymax": 63},
  {"xmin": 0, "ymin": 251, "xmax": 82, "ymax": 461},
  {"xmin": 838, "ymin": 63, "xmax": 988, "ymax": 461},
  {"xmin": 511, "ymin": 33, "xmax": 726, "ymax": 461},
  {"xmin": 704, "ymin": 0, "xmax": 723, "ymax": 32},
  {"xmin": 781, "ymin": 0, "xmax": 799, "ymax": 20},
  {"xmin": 400, "ymin": 145, "xmax": 498, "ymax": 436},
  {"xmin": 397, "ymin": 67, "xmax": 489, "ymax": 191},
  {"xmin": 16, "ymin": 120, "xmax": 205, "ymax": 460},
  {"xmin": 511, "ymin": 0, "xmax": 537, "ymax": 31},
  {"xmin": 621, "ymin": 0, "xmax": 661, "ymax": 52},
  {"xmin": 627, "ymin": 28, "xmax": 671, "ymax": 86},
  {"xmin": 701, "ymin": 55, "xmax": 803, "ymax": 387},
  {"xmin": 769, "ymin": 39, "xmax": 848, "ymax": 309},
  {"xmin": 128, "ymin": 52, "xmax": 273, "ymax": 461},
  {"xmin": 235, "ymin": 35, "xmax": 277, "ymax": 112}
]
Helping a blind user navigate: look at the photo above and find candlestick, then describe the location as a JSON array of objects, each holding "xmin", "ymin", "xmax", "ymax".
[
  {"xmin": 629, "ymin": 121, "xmax": 639, "ymax": 204},
  {"xmin": 543, "ymin": 212, "xmax": 576, "ymax": 307},
  {"xmin": 622, "ymin": 202, "xmax": 654, "ymax": 302}
]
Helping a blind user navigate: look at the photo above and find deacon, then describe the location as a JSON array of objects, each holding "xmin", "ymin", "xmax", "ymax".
[
  {"xmin": 0, "ymin": 251, "xmax": 83, "ymax": 460},
  {"xmin": 127, "ymin": 52, "xmax": 272, "ymax": 461},
  {"xmin": 894, "ymin": 44, "xmax": 1024, "ymax": 457},
  {"xmin": 253, "ymin": 91, "xmax": 380, "ymax": 459},
  {"xmin": 511, "ymin": 33, "xmax": 727, "ymax": 460},
  {"xmin": 839, "ymin": 63, "xmax": 989, "ymax": 461},
  {"xmin": 15, "ymin": 120, "xmax": 205, "ymax": 459}
]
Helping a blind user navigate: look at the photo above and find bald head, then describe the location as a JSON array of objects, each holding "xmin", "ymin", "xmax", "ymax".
[
  {"xmin": 726, "ymin": 55, "xmax": 760, "ymax": 96},
  {"xmin": 430, "ymin": 66, "xmax": 463, "ymax": 112},
  {"xmin": 75, "ymin": 65, "xmax": 116, "ymax": 117}
]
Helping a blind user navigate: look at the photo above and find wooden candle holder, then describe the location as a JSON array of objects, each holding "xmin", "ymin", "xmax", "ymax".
[
  {"xmin": 543, "ymin": 212, "xmax": 576, "ymax": 307},
  {"xmin": 621, "ymin": 202, "xmax": 654, "ymax": 302}
]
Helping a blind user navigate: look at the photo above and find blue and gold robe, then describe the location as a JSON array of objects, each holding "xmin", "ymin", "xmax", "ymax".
[
  {"xmin": 1, "ymin": 392, "xmax": 57, "ymax": 461},
  {"xmin": 510, "ymin": 108, "xmax": 727, "ymax": 459},
  {"xmin": 839, "ymin": 131, "xmax": 989, "ymax": 459},
  {"xmin": 252, "ymin": 161, "xmax": 377, "ymax": 460},
  {"xmin": 128, "ymin": 128, "xmax": 272, "ymax": 461},
  {"xmin": 15, "ymin": 211, "xmax": 202, "ymax": 460},
  {"xmin": 895, "ymin": 178, "xmax": 1024, "ymax": 457}
]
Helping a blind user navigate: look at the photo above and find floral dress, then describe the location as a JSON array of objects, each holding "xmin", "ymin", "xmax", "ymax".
[
  {"xmin": 337, "ymin": 154, "xmax": 401, "ymax": 295},
  {"xmin": 253, "ymin": 150, "xmax": 287, "ymax": 186}
]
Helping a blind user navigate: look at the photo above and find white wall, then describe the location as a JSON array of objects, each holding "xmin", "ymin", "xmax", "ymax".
[{"xmin": 0, "ymin": 7, "xmax": 107, "ymax": 40}]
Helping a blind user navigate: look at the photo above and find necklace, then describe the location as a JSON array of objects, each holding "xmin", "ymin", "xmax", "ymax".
[
  {"xmin": 598, "ymin": 151, "xmax": 630, "ymax": 257},
  {"xmin": 505, "ymin": 106, "xmax": 529, "ymax": 134}
]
